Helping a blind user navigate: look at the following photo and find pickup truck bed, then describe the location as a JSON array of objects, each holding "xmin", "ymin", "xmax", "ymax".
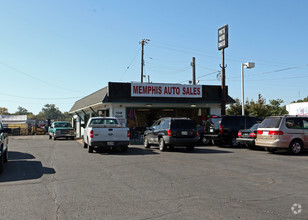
[{"xmin": 83, "ymin": 117, "xmax": 130, "ymax": 153}]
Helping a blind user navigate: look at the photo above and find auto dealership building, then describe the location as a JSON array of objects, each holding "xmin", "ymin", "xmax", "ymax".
[{"xmin": 69, "ymin": 82, "xmax": 235, "ymax": 138}]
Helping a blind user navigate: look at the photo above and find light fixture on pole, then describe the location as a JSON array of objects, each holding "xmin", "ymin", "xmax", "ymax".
[{"xmin": 241, "ymin": 62, "xmax": 255, "ymax": 115}]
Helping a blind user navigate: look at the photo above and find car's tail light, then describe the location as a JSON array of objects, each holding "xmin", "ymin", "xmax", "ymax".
[
  {"xmin": 127, "ymin": 130, "xmax": 130, "ymax": 138},
  {"xmin": 204, "ymin": 124, "xmax": 206, "ymax": 133},
  {"xmin": 249, "ymin": 132, "xmax": 257, "ymax": 138},
  {"xmin": 238, "ymin": 132, "xmax": 242, "ymax": 138},
  {"xmin": 268, "ymin": 130, "xmax": 284, "ymax": 135},
  {"xmin": 219, "ymin": 125, "xmax": 223, "ymax": 134},
  {"xmin": 196, "ymin": 130, "xmax": 199, "ymax": 137},
  {"xmin": 167, "ymin": 129, "xmax": 172, "ymax": 136},
  {"xmin": 90, "ymin": 130, "xmax": 94, "ymax": 138},
  {"xmin": 257, "ymin": 130, "xmax": 263, "ymax": 135}
]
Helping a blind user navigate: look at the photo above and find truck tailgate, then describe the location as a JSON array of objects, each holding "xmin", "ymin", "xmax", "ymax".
[{"xmin": 91, "ymin": 127, "xmax": 129, "ymax": 142}]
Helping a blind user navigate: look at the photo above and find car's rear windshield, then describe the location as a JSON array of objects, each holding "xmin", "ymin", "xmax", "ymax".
[
  {"xmin": 171, "ymin": 119, "xmax": 196, "ymax": 129},
  {"xmin": 258, "ymin": 117, "xmax": 282, "ymax": 128},
  {"xmin": 54, "ymin": 122, "xmax": 71, "ymax": 128},
  {"xmin": 210, "ymin": 118, "xmax": 222, "ymax": 128},
  {"xmin": 90, "ymin": 118, "xmax": 118, "ymax": 125}
]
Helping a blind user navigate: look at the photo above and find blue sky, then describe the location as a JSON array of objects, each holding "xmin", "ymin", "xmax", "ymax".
[{"xmin": 0, "ymin": 0, "xmax": 307, "ymax": 114}]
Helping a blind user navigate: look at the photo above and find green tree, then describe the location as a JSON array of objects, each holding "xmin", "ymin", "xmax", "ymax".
[
  {"xmin": 36, "ymin": 104, "xmax": 65, "ymax": 120},
  {"xmin": 267, "ymin": 99, "xmax": 288, "ymax": 116},
  {"xmin": 247, "ymin": 94, "xmax": 268, "ymax": 117},
  {"xmin": 0, "ymin": 107, "xmax": 9, "ymax": 115},
  {"xmin": 226, "ymin": 98, "xmax": 242, "ymax": 115}
]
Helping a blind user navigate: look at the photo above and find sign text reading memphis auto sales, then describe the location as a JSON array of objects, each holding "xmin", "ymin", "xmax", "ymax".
[{"xmin": 131, "ymin": 83, "xmax": 202, "ymax": 98}]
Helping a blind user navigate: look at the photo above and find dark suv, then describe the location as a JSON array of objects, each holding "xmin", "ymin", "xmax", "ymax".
[
  {"xmin": 203, "ymin": 115, "xmax": 261, "ymax": 147},
  {"xmin": 143, "ymin": 117, "xmax": 199, "ymax": 151}
]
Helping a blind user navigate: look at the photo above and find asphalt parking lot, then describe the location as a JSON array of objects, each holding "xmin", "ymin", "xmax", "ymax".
[{"xmin": 0, "ymin": 136, "xmax": 307, "ymax": 219}]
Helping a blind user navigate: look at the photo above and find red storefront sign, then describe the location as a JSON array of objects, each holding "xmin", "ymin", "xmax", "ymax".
[{"xmin": 131, "ymin": 83, "xmax": 202, "ymax": 98}]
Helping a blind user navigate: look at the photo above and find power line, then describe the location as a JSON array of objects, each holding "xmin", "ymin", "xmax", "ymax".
[
  {"xmin": 0, "ymin": 92, "xmax": 83, "ymax": 100},
  {"xmin": 0, "ymin": 60, "xmax": 82, "ymax": 93}
]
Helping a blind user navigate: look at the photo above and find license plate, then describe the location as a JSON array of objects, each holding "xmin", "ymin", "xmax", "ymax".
[
  {"xmin": 107, "ymin": 142, "xmax": 114, "ymax": 146},
  {"xmin": 263, "ymin": 131, "xmax": 269, "ymax": 135},
  {"xmin": 181, "ymin": 131, "xmax": 188, "ymax": 135}
]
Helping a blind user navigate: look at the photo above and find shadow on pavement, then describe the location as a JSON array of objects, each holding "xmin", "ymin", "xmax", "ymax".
[
  {"xmin": 148, "ymin": 146, "xmax": 233, "ymax": 154},
  {"xmin": 96, "ymin": 147, "xmax": 159, "ymax": 156},
  {"xmin": 0, "ymin": 151, "xmax": 56, "ymax": 183}
]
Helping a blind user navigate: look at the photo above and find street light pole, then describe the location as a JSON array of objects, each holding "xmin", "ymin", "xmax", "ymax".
[{"xmin": 241, "ymin": 62, "xmax": 255, "ymax": 115}]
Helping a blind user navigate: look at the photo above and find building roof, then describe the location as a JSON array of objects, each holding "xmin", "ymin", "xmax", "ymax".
[
  {"xmin": 69, "ymin": 87, "xmax": 108, "ymax": 113},
  {"xmin": 69, "ymin": 82, "xmax": 235, "ymax": 113},
  {"xmin": 0, "ymin": 115, "xmax": 28, "ymax": 124}
]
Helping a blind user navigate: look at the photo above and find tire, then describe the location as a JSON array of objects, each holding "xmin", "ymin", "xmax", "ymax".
[
  {"xmin": 4, "ymin": 147, "xmax": 8, "ymax": 163},
  {"xmin": 159, "ymin": 138, "xmax": 167, "ymax": 151},
  {"xmin": 168, "ymin": 145, "xmax": 174, "ymax": 151},
  {"xmin": 247, "ymin": 144, "xmax": 255, "ymax": 150},
  {"xmin": 121, "ymin": 145, "xmax": 128, "ymax": 152},
  {"xmin": 230, "ymin": 137, "xmax": 239, "ymax": 147},
  {"xmin": 143, "ymin": 137, "xmax": 150, "ymax": 148},
  {"xmin": 88, "ymin": 139, "xmax": 93, "ymax": 153},
  {"xmin": 187, "ymin": 145, "xmax": 195, "ymax": 151},
  {"xmin": 49, "ymin": 135, "xmax": 52, "ymax": 139},
  {"xmin": 0, "ymin": 147, "xmax": 4, "ymax": 174},
  {"xmin": 53, "ymin": 135, "xmax": 57, "ymax": 140},
  {"xmin": 212, "ymin": 140, "xmax": 220, "ymax": 146},
  {"xmin": 83, "ymin": 140, "xmax": 87, "ymax": 148},
  {"xmin": 289, "ymin": 140, "xmax": 303, "ymax": 155},
  {"xmin": 201, "ymin": 135, "xmax": 210, "ymax": 145}
]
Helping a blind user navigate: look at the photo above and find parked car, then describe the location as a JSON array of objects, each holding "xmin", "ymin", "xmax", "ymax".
[
  {"xmin": 0, "ymin": 121, "xmax": 11, "ymax": 174},
  {"xmin": 236, "ymin": 123, "xmax": 259, "ymax": 149},
  {"xmin": 83, "ymin": 117, "xmax": 130, "ymax": 153},
  {"xmin": 143, "ymin": 117, "xmax": 199, "ymax": 151},
  {"xmin": 203, "ymin": 115, "xmax": 261, "ymax": 147},
  {"xmin": 48, "ymin": 121, "xmax": 75, "ymax": 140},
  {"xmin": 255, "ymin": 115, "xmax": 308, "ymax": 154}
]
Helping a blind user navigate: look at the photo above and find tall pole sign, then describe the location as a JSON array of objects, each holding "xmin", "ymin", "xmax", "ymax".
[{"xmin": 218, "ymin": 24, "xmax": 228, "ymax": 115}]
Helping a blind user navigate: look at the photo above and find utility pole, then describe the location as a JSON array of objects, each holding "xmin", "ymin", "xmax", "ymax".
[
  {"xmin": 139, "ymin": 39, "xmax": 150, "ymax": 83},
  {"xmin": 220, "ymin": 49, "xmax": 226, "ymax": 115},
  {"xmin": 191, "ymin": 57, "xmax": 196, "ymax": 85},
  {"xmin": 218, "ymin": 24, "xmax": 228, "ymax": 116}
]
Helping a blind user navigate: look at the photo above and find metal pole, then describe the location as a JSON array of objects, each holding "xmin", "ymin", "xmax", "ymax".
[
  {"xmin": 192, "ymin": 57, "xmax": 196, "ymax": 85},
  {"xmin": 221, "ymin": 49, "xmax": 226, "ymax": 116},
  {"xmin": 241, "ymin": 63, "xmax": 245, "ymax": 115},
  {"xmin": 141, "ymin": 41, "xmax": 144, "ymax": 83}
]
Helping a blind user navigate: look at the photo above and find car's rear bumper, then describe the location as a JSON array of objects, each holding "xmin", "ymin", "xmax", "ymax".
[
  {"xmin": 236, "ymin": 138, "xmax": 255, "ymax": 146},
  {"xmin": 255, "ymin": 139, "xmax": 289, "ymax": 148},
  {"xmin": 164, "ymin": 136, "xmax": 199, "ymax": 146},
  {"xmin": 90, "ymin": 141, "xmax": 130, "ymax": 147}
]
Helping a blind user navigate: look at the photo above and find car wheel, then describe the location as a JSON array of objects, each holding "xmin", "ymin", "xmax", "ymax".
[
  {"xmin": 230, "ymin": 137, "xmax": 239, "ymax": 147},
  {"xmin": 159, "ymin": 138, "xmax": 166, "ymax": 151},
  {"xmin": 289, "ymin": 140, "xmax": 303, "ymax": 155},
  {"xmin": 212, "ymin": 140, "xmax": 220, "ymax": 146},
  {"xmin": 71, "ymin": 137, "xmax": 75, "ymax": 140},
  {"xmin": 83, "ymin": 140, "xmax": 87, "ymax": 148},
  {"xmin": 265, "ymin": 147, "xmax": 276, "ymax": 153},
  {"xmin": 143, "ymin": 137, "xmax": 150, "ymax": 148},
  {"xmin": 0, "ymin": 147, "xmax": 4, "ymax": 174},
  {"xmin": 247, "ymin": 144, "xmax": 255, "ymax": 150},
  {"xmin": 4, "ymin": 147, "xmax": 8, "ymax": 163},
  {"xmin": 53, "ymin": 135, "xmax": 57, "ymax": 140},
  {"xmin": 201, "ymin": 136, "xmax": 210, "ymax": 145},
  {"xmin": 49, "ymin": 135, "xmax": 52, "ymax": 139},
  {"xmin": 88, "ymin": 140, "xmax": 93, "ymax": 153},
  {"xmin": 187, "ymin": 145, "xmax": 195, "ymax": 151},
  {"xmin": 121, "ymin": 145, "xmax": 128, "ymax": 152}
]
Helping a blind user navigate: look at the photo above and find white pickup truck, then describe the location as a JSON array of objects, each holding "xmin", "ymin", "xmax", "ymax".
[{"xmin": 83, "ymin": 117, "xmax": 130, "ymax": 153}]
